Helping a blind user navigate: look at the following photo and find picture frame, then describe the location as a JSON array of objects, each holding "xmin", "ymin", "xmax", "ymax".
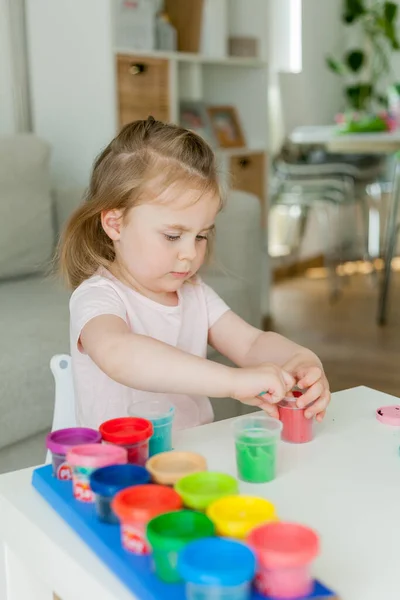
[
  {"xmin": 207, "ymin": 105, "xmax": 246, "ymax": 148},
  {"xmin": 179, "ymin": 101, "xmax": 216, "ymax": 146}
]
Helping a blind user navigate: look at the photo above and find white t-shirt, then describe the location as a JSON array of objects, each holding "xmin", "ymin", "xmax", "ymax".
[{"xmin": 70, "ymin": 269, "xmax": 230, "ymax": 430}]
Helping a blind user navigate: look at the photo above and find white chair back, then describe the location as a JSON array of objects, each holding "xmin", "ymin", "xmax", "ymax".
[{"xmin": 45, "ymin": 354, "xmax": 76, "ymax": 463}]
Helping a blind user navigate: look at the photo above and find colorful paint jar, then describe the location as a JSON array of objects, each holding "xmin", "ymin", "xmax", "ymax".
[
  {"xmin": 147, "ymin": 510, "xmax": 215, "ymax": 583},
  {"xmin": 278, "ymin": 391, "xmax": 313, "ymax": 444},
  {"xmin": 175, "ymin": 472, "xmax": 238, "ymax": 512},
  {"xmin": 89, "ymin": 464, "xmax": 151, "ymax": 524},
  {"xmin": 46, "ymin": 427, "xmax": 101, "ymax": 480},
  {"xmin": 247, "ymin": 521, "xmax": 320, "ymax": 599},
  {"xmin": 233, "ymin": 415, "xmax": 282, "ymax": 483},
  {"xmin": 111, "ymin": 484, "xmax": 182, "ymax": 555},
  {"xmin": 206, "ymin": 495, "xmax": 277, "ymax": 539},
  {"xmin": 67, "ymin": 444, "xmax": 127, "ymax": 503},
  {"xmin": 178, "ymin": 537, "xmax": 256, "ymax": 600},
  {"xmin": 146, "ymin": 451, "xmax": 207, "ymax": 486},
  {"xmin": 99, "ymin": 417, "xmax": 153, "ymax": 466},
  {"xmin": 129, "ymin": 399, "xmax": 175, "ymax": 456}
]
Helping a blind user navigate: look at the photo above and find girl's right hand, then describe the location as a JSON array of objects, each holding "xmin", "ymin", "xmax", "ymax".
[{"xmin": 230, "ymin": 363, "xmax": 295, "ymax": 418}]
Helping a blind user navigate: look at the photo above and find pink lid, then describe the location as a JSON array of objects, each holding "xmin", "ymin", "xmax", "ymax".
[
  {"xmin": 376, "ymin": 405, "xmax": 400, "ymax": 426},
  {"xmin": 247, "ymin": 522, "xmax": 319, "ymax": 569},
  {"xmin": 67, "ymin": 444, "xmax": 127, "ymax": 468}
]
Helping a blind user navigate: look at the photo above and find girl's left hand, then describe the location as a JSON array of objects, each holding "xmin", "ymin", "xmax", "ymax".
[{"xmin": 283, "ymin": 353, "xmax": 331, "ymax": 421}]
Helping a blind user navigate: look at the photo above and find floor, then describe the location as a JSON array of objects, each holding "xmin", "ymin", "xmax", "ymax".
[{"xmin": 271, "ymin": 270, "xmax": 400, "ymax": 398}]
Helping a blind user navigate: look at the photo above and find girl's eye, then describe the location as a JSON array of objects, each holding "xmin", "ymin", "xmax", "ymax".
[
  {"xmin": 164, "ymin": 234, "xmax": 180, "ymax": 242},
  {"xmin": 196, "ymin": 235, "xmax": 208, "ymax": 241}
]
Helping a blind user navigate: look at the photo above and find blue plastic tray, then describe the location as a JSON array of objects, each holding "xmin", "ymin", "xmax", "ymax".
[{"xmin": 32, "ymin": 465, "xmax": 338, "ymax": 600}]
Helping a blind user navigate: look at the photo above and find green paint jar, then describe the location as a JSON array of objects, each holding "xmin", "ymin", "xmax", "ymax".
[
  {"xmin": 233, "ymin": 415, "xmax": 282, "ymax": 483},
  {"xmin": 147, "ymin": 510, "xmax": 215, "ymax": 583}
]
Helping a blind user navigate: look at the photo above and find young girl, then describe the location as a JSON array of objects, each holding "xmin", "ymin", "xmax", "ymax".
[{"xmin": 59, "ymin": 117, "xmax": 330, "ymax": 430}]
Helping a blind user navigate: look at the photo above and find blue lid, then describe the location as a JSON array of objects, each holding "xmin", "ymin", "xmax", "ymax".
[
  {"xmin": 89, "ymin": 464, "xmax": 151, "ymax": 497},
  {"xmin": 178, "ymin": 538, "xmax": 256, "ymax": 587}
]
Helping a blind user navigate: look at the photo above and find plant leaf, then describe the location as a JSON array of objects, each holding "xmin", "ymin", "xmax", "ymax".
[
  {"xmin": 386, "ymin": 23, "xmax": 400, "ymax": 49},
  {"xmin": 342, "ymin": 0, "xmax": 366, "ymax": 23},
  {"xmin": 375, "ymin": 92, "xmax": 389, "ymax": 108},
  {"xmin": 345, "ymin": 83, "xmax": 373, "ymax": 111},
  {"xmin": 326, "ymin": 55, "xmax": 346, "ymax": 75},
  {"xmin": 345, "ymin": 49, "xmax": 365, "ymax": 72},
  {"xmin": 384, "ymin": 2, "xmax": 398, "ymax": 24}
]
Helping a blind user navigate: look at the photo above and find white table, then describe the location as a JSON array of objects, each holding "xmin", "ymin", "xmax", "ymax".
[
  {"xmin": 290, "ymin": 125, "xmax": 400, "ymax": 154},
  {"xmin": 1, "ymin": 386, "xmax": 400, "ymax": 600}
]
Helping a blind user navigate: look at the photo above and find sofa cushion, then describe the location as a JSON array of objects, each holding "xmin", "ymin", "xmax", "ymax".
[
  {"xmin": 0, "ymin": 135, "xmax": 54, "ymax": 279},
  {"xmin": 0, "ymin": 276, "xmax": 70, "ymax": 450}
]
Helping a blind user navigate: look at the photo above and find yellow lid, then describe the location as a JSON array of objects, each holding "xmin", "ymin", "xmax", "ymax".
[{"xmin": 206, "ymin": 495, "xmax": 277, "ymax": 539}]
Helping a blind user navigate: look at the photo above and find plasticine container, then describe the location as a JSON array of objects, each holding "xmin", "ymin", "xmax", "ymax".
[
  {"xmin": 175, "ymin": 472, "xmax": 238, "ymax": 512},
  {"xmin": 278, "ymin": 391, "xmax": 313, "ymax": 444},
  {"xmin": 112, "ymin": 484, "xmax": 182, "ymax": 555},
  {"xmin": 146, "ymin": 451, "xmax": 207, "ymax": 486},
  {"xmin": 90, "ymin": 464, "xmax": 151, "ymax": 524},
  {"xmin": 147, "ymin": 510, "xmax": 215, "ymax": 583},
  {"xmin": 233, "ymin": 415, "xmax": 282, "ymax": 483},
  {"xmin": 206, "ymin": 495, "xmax": 277, "ymax": 539},
  {"xmin": 129, "ymin": 399, "xmax": 175, "ymax": 456},
  {"xmin": 178, "ymin": 537, "xmax": 256, "ymax": 600},
  {"xmin": 46, "ymin": 427, "xmax": 101, "ymax": 480},
  {"xmin": 67, "ymin": 444, "xmax": 127, "ymax": 503},
  {"xmin": 99, "ymin": 417, "xmax": 153, "ymax": 466},
  {"xmin": 247, "ymin": 521, "xmax": 320, "ymax": 599}
]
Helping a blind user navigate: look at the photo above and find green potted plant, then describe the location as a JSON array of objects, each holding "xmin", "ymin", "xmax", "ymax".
[{"xmin": 326, "ymin": 0, "xmax": 400, "ymax": 133}]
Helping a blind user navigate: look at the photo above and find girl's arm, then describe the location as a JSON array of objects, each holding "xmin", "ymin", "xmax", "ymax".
[
  {"xmin": 208, "ymin": 311, "xmax": 330, "ymax": 420},
  {"xmin": 208, "ymin": 310, "xmax": 320, "ymax": 368},
  {"xmin": 80, "ymin": 314, "xmax": 294, "ymax": 408}
]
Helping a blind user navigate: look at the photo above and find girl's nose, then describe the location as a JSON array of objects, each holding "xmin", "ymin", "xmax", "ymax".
[{"xmin": 178, "ymin": 240, "xmax": 197, "ymax": 262}]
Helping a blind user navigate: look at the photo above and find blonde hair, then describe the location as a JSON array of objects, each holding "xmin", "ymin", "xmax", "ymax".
[{"xmin": 58, "ymin": 117, "xmax": 223, "ymax": 289}]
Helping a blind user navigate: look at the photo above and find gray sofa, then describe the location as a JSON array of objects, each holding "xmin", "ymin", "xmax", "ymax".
[{"xmin": 0, "ymin": 135, "xmax": 264, "ymax": 473}]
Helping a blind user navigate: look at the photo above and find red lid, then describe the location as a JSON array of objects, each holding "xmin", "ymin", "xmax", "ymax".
[
  {"xmin": 247, "ymin": 522, "xmax": 319, "ymax": 569},
  {"xmin": 99, "ymin": 417, "xmax": 153, "ymax": 445},
  {"xmin": 376, "ymin": 405, "xmax": 400, "ymax": 426},
  {"xmin": 111, "ymin": 484, "xmax": 182, "ymax": 523}
]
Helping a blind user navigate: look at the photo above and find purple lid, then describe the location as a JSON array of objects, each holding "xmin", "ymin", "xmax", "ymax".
[{"xmin": 46, "ymin": 427, "xmax": 101, "ymax": 455}]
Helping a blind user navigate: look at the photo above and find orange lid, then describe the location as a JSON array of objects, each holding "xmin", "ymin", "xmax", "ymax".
[{"xmin": 111, "ymin": 484, "xmax": 182, "ymax": 523}]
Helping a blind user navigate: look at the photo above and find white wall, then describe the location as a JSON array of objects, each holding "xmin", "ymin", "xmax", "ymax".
[
  {"xmin": 279, "ymin": 0, "xmax": 344, "ymax": 136},
  {"xmin": 26, "ymin": 0, "xmax": 117, "ymax": 188},
  {"xmin": 0, "ymin": 0, "xmax": 31, "ymax": 135},
  {"xmin": 0, "ymin": 0, "xmax": 17, "ymax": 134}
]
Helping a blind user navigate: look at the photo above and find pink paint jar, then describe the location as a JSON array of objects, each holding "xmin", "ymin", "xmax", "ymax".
[
  {"xmin": 247, "ymin": 522, "xmax": 319, "ymax": 599},
  {"xmin": 46, "ymin": 427, "xmax": 101, "ymax": 480},
  {"xmin": 278, "ymin": 392, "xmax": 313, "ymax": 444},
  {"xmin": 100, "ymin": 417, "xmax": 153, "ymax": 466},
  {"xmin": 67, "ymin": 444, "xmax": 127, "ymax": 503},
  {"xmin": 112, "ymin": 484, "xmax": 182, "ymax": 555}
]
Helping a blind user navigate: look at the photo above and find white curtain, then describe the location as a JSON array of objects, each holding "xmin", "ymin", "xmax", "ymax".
[{"xmin": 0, "ymin": 0, "xmax": 31, "ymax": 134}]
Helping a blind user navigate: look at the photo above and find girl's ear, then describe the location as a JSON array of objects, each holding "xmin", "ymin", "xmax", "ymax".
[{"xmin": 101, "ymin": 209, "xmax": 124, "ymax": 241}]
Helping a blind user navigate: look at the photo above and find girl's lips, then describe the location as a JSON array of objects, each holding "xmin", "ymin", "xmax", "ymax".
[{"xmin": 170, "ymin": 271, "xmax": 190, "ymax": 278}]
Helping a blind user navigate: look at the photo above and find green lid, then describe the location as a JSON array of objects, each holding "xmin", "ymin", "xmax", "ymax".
[
  {"xmin": 175, "ymin": 472, "xmax": 239, "ymax": 511},
  {"xmin": 147, "ymin": 510, "xmax": 215, "ymax": 551}
]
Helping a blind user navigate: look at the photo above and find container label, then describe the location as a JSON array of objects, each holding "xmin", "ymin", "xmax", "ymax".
[
  {"xmin": 72, "ymin": 478, "xmax": 94, "ymax": 503},
  {"xmin": 255, "ymin": 572, "xmax": 269, "ymax": 596},
  {"xmin": 122, "ymin": 524, "xmax": 149, "ymax": 555},
  {"xmin": 56, "ymin": 461, "xmax": 72, "ymax": 481}
]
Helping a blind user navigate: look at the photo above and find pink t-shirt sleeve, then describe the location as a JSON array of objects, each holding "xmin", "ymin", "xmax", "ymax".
[
  {"xmin": 200, "ymin": 279, "xmax": 230, "ymax": 328},
  {"xmin": 70, "ymin": 280, "xmax": 128, "ymax": 350}
]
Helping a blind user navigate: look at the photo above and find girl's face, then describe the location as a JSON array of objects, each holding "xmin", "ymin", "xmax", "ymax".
[{"xmin": 102, "ymin": 185, "xmax": 220, "ymax": 299}]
